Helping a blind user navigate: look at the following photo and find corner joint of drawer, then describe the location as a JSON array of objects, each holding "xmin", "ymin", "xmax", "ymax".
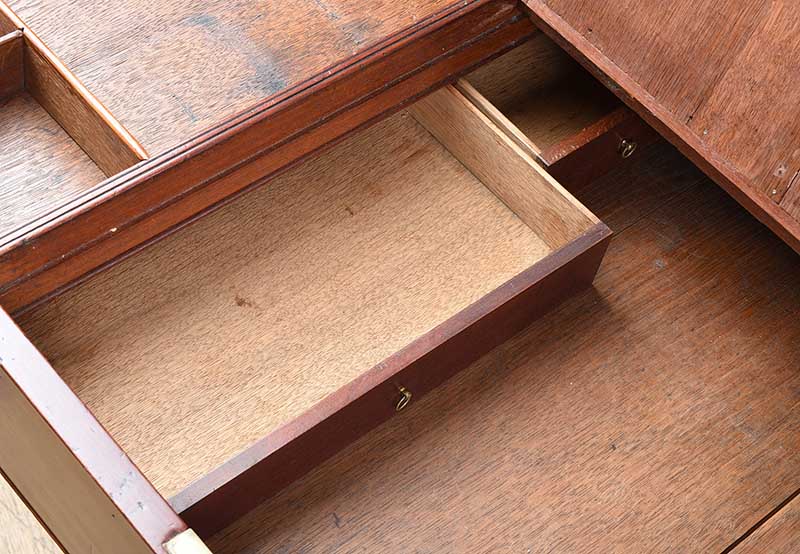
[{"xmin": 163, "ymin": 529, "xmax": 213, "ymax": 554}]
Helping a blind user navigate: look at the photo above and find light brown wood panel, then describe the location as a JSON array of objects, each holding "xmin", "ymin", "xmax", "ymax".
[
  {"xmin": 0, "ymin": 93, "xmax": 106, "ymax": 237},
  {"xmin": 7, "ymin": 0, "xmax": 460, "ymax": 155},
  {"xmin": 732, "ymin": 494, "xmax": 800, "ymax": 553},
  {"xmin": 463, "ymin": 34, "xmax": 619, "ymax": 163},
  {"xmin": 409, "ymin": 84, "xmax": 596, "ymax": 249},
  {"xmin": 17, "ymin": 112, "xmax": 552, "ymax": 500},
  {"xmin": 0, "ymin": 472, "xmax": 63, "ymax": 554},
  {"xmin": 0, "ymin": 30, "xmax": 22, "ymax": 99},
  {"xmin": 206, "ymin": 143, "xmax": 800, "ymax": 553},
  {"xmin": 524, "ymin": 0, "xmax": 800, "ymax": 252}
]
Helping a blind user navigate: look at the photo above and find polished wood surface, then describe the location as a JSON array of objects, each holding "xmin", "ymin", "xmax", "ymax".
[
  {"xmin": 8, "ymin": 0, "xmax": 463, "ymax": 155},
  {"xmin": 0, "ymin": 1, "xmax": 532, "ymax": 314},
  {"xmin": 17, "ymin": 112, "xmax": 555, "ymax": 500},
  {"xmin": 0, "ymin": 472, "xmax": 63, "ymax": 554},
  {"xmin": 524, "ymin": 0, "xmax": 800, "ymax": 253},
  {"xmin": 206, "ymin": 142, "xmax": 800, "ymax": 553}
]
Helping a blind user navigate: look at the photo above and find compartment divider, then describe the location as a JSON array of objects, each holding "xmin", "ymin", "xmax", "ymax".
[
  {"xmin": 409, "ymin": 85, "xmax": 598, "ymax": 250},
  {"xmin": 0, "ymin": 1, "xmax": 148, "ymax": 175}
]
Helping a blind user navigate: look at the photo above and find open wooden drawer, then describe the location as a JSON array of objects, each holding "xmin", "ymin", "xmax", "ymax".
[{"xmin": 0, "ymin": 38, "xmax": 623, "ymax": 554}]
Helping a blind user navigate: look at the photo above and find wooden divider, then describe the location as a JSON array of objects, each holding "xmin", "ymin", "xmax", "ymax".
[{"xmin": 0, "ymin": 1, "xmax": 147, "ymax": 175}]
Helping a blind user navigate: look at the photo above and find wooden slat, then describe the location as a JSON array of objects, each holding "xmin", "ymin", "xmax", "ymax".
[
  {"xmin": 409, "ymin": 84, "xmax": 597, "ymax": 250},
  {"xmin": 0, "ymin": 308, "xmax": 192, "ymax": 554},
  {"xmin": 522, "ymin": 0, "xmax": 800, "ymax": 254},
  {"xmin": 0, "ymin": 1, "xmax": 534, "ymax": 313},
  {"xmin": 0, "ymin": 30, "xmax": 22, "ymax": 99}
]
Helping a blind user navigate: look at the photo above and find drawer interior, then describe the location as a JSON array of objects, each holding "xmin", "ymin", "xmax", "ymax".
[
  {"xmin": 0, "ymin": 91, "xmax": 106, "ymax": 233},
  {"xmin": 461, "ymin": 33, "xmax": 625, "ymax": 166},
  {"xmin": 17, "ymin": 88, "xmax": 599, "ymax": 512},
  {"xmin": 0, "ymin": 5, "xmax": 145, "ymax": 239}
]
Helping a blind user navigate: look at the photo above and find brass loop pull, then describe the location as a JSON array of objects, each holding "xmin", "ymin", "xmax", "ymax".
[
  {"xmin": 395, "ymin": 386, "xmax": 412, "ymax": 411},
  {"xmin": 619, "ymin": 139, "xmax": 637, "ymax": 159}
]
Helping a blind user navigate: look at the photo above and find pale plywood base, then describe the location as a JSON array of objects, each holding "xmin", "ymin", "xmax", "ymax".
[
  {"xmin": 0, "ymin": 473, "xmax": 62, "ymax": 554},
  {"xmin": 18, "ymin": 112, "xmax": 552, "ymax": 499}
]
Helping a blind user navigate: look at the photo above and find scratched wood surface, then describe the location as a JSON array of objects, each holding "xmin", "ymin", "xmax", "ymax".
[
  {"xmin": 0, "ymin": 472, "xmax": 62, "ymax": 554},
  {"xmin": 733, "ymin": 494, "xmax": 800, "ymax": 553},
  {"xmin": 17, "ymin": 112, "xmax": 552, "ymax": 500},
  {"xmin": 207, "ymin": 142, "xmax": 800, "ymax": 553},
  {"xmin": 0, "ymin": 92, "xmax": 106, "ymax": 237},
  {"xmin": 7, "ymin": 0, "xmax": 462, "ymax": 155},
  {"xmin": 524, "ymin": 0, "xmax": 800, "ymax": 251}
]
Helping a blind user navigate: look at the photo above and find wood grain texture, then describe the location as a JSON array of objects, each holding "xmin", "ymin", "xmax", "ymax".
[
  {"xmin": 523, "ymin": 0, "xmax": 800, "ymax": 253},
  {"xmin": 170, "ymin": 86, "xmax": 607, "ymax": 534},
  {"xmin": 409, "ymin": 84, "xmax": 596, "ymax": 250},
  {"xmin": 462, "ymin": 33, "xmax": 619, "ymax": 164},
  {"xmin": 177, "ymin": 223, "xmax": 609, "ymax": 539},
  {"xmin": 0, "ymin": 4, "xmax": 15, "ymax": 34},
  {"xmin": 0, "ymin": 1, "xmax": 532, "ymax": 314},
  {"xmin": 0, "ymin": 93, "xmax": 106, "ymax": 237},
  {"xmin": 0, "ymin": 30, "xmax": 22, "ymax": 99},
  {"xmin": 0, "ymin": 308, "xmax": 190, "ymax": 554},
  {"xmin": 23, "ymin": 34, "xmax": 147, "ymax": 176},
  {"xmin": 206, "ymin": 143, "xmax": 800, "ymax": 553},
  {"xmin": 8, "ymin": 0, "xmax": 467, "ymax": 155},
  {"xmin": 0, "ymin": 471, "xmax": 63, "ymax": 554},
  {"xmin": 732, "ymin": 494, "xmax": 800, "ymax": 553},
  {"xmin": 17, "ymin": 112, "xmax": 554, "ymax": 500}
]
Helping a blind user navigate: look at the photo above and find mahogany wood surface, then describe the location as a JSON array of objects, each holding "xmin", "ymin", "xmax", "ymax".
[
  {"xmin": 8, "ymin": 0, "xmax": 463, "ymax": 155},
  {"xmin": 0, "ymin": 1, "xmax": 533, "ymax": 314},
  {"xmin": 524, "ymin": 0, "xmax": 800, "ymax": 254},
  {"xmin": 0, "ymin": 308, "xmax": 189, "ymax": 554},
  {"xmin": 206, "ymin": 142, "xmax": 800, "ymax": 553}
]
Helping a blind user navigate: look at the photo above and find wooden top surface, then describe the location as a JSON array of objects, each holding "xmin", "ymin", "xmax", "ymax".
[
  {"xmin": 524, "ymin": 0, "xmax": 800, "ymax": 253},
  {"xmin": 8, "ymin": 0, "xmax": 456, "ymax": 155},
  {"xmin": 207, "ymin": 141, "xmax": 800, "ymax": 553}
]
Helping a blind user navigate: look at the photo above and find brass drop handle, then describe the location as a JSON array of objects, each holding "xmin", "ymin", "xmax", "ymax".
[
  {"xmin": 619, "ymin": 139, "xmax": 637, "ymax": 159},
  {"xmin": 395, "ymin": 386, "xmax": 412, "ymax": 411}
]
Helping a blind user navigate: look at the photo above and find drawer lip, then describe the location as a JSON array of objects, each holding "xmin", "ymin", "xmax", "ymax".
[
  {"xmin": 0, "ymin": 0, "xmax": 534, "ymax": 314},
  {"xmin": 0, "ymin": 307, "xmax": 188, "ymax": 554},
  {"xmin": 171, "ymin": 221, "xmax": 611, "ymax": 538}
]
